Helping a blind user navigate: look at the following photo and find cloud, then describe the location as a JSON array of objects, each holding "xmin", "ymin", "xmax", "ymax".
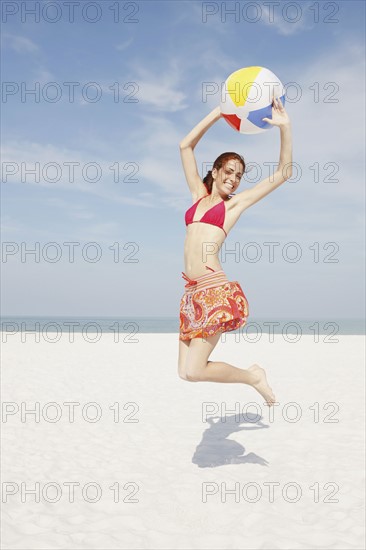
[
  {"xmin": 70, "ymin": 221, "xmax": 123, "ymax": 245},
  {"xmin": 0, "ymin": 215, "xmax": 24, "ymax": 236},
  {"xmin": 116, "ymin": 38, "xmax": 134, "ymax": 51},
  {"xmin": 1, "ymin": 33, "xmax": 39, "ymax": 54},
  {"xmin": 261, "ymin": 1, "xmax": 316, "ymax": 36},
  {"xmin": 45, "ymin": 198, "xmax": 95, "ymax": 220},
  {"xmin": 31, "ymin": 68, "xmax": 56, "ymax": 86},
  {"xmin": 286, "ymin": 38, "xmax": 365, "ymax": 201},
  {"xmin": 1, "ymin": 140, "xmax": 156, "ymax": 208},
  {"xmin": 132, "ymin": 113, "xmax": 184, "ymax": 193},
  {"xmin": 188, "ymin": 2, "xmax": 231, "ymax": 36},
  {"xmin": 122, "ymin": 59, "xmax": 188, "ymax": 112},
  {"xmin": 187, "ymin": 1, "xmax": 315, "ymax": 37}
]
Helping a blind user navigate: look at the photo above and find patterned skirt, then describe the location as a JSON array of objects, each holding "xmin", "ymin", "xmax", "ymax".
[{"xmin": 179, "ymin": 267, "xmax": 249, "ymax": 341}]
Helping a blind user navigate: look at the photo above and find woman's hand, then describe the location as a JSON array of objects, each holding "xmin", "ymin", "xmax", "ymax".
[{"xmin": 262, "ymin": 96, "xmax": 290, "ymax": 127}]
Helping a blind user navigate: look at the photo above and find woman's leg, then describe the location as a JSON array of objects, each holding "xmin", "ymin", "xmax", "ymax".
[{"xmin": 185, "ymin": 334, "xmax": 276, "ymax": 405}]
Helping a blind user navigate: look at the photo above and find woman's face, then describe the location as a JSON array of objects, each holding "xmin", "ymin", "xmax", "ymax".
[{"xmin": 213, "ymin": 160, "xmax": 244, "ymax": 195}]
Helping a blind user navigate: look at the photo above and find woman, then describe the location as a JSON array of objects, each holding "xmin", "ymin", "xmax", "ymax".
[{"xmin": 178, "ymin": 97, "xmax": 292, "ymax": 406}]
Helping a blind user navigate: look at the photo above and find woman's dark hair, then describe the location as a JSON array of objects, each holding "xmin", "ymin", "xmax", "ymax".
[{"xmin": 203, "ymin": 152, "xmax": 246, "ymax": 194}]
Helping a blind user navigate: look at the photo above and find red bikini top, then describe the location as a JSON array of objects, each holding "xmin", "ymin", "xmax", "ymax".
[{"xmin": 185, "ymin": 194, "xmax": 227, "ymax": 237}]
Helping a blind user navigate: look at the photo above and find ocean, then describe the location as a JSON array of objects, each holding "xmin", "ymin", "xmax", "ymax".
[{"xmin": 1, "ymin": 317, "xmax": 365, "ymax": 336}]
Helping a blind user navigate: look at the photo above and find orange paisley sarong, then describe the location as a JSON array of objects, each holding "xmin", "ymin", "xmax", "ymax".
[{"xmin": 179, "ymin": 267, "xmax": 249, "ymax": 341}]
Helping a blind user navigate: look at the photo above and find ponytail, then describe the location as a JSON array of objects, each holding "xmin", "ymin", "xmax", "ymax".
[{"xmin": 202, "ymin": 170, "xmax": 214, "ymax": 194}]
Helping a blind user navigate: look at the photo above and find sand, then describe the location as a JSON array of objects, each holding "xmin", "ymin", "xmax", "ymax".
[{"xmin": 1, "ymin": 330, "xmax": 365, "ymax": 549}]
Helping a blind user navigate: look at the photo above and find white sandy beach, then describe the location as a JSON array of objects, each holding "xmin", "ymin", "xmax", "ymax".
[{"xmin": 1, "ymin": 331, "xmax": 365, "ymax": 550}]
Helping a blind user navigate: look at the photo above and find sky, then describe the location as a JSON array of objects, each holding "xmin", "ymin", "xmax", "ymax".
[{"xmin": 1, "ymin": 0, "xmax": 365, "ymax": 319}]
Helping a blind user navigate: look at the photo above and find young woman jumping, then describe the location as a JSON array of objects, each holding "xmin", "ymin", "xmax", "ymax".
[{"xmin": 178, "ymin": 97, "xmax": 292, "ymax": 406}]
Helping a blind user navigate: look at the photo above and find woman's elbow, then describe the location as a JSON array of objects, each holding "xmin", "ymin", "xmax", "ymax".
[
  {"xmin": 179, "ymin": 140, "xmax": 191, "ymax": 149},
  {"xmin": 280, "ymin": 166, "xmax": 293, "ymax": 181},
  {"xmin": 286, "ymin": 168, "xmax": 293, "ymax": 180}
]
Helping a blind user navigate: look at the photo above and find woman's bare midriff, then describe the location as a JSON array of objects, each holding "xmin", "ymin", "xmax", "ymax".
[{"xmin": 183, "ymin": 223, "xmax": 227, "ymax": 278}]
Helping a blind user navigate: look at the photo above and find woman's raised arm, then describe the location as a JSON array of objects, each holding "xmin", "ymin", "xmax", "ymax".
[
  {"xmin": 179, "ymin": 106, "xmax": 222, "ymax": 196},
  {"xmin": 233, "ymin": 97, "xmax": 293, "ymax": 211},
  {"xmin": 179, "ymin": 106, "xmax": 221, "ymax": 150}
]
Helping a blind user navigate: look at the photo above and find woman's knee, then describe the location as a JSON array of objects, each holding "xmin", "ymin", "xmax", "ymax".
[
  {"xmin": 178, "ymin": 368, "xmax": 189, "ymax": 381},
  {"xmin": 185, "ymin": 364, "xmax": 205, "ymax": 382},
  {"xmin": 177, "ymin": 356, "xmax": 189, "ymax": 380},
  {"xmin": 177, "ymin": 366, "xmax": 197, "ymax": 382}
]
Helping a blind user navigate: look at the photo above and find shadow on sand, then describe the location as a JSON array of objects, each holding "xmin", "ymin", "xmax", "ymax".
[{"xmin": 192, "ymin": 412, "xmax": 269, "ymax": 468}]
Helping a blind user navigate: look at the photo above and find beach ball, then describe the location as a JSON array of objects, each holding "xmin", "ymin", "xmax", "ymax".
[{"xmin": 220, "ymin": 66, "xmax": 286, "ymax": 134}]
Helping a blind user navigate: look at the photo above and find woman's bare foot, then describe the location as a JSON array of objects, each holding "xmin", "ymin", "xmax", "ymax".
[{"xmin": 247, "ymin": 364, "xmax": 276, "ymax": 406}]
